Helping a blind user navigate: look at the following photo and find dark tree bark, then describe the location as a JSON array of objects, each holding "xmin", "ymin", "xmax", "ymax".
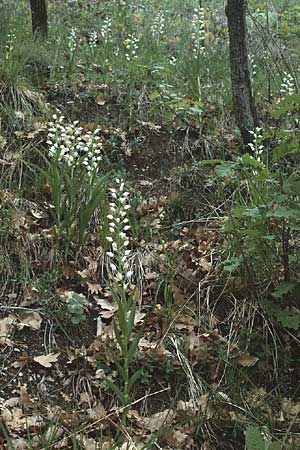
[
  {"xmin": 30, "ymin": 0, "xmax": 48, "ymax": 38},
  {"xmin": 226, "ymin": 0, "xmax": 258, "ymax": 145}
]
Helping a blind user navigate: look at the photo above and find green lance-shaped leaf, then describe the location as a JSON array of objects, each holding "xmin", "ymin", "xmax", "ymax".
[{"xmin": 104, "ymin": 377, "xmax": 126, "ymax": 404}]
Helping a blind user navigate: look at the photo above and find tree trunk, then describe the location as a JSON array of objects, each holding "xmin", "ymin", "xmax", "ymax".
[
  {"xmin": 30, "ymin": 0, "xmax": 48, "ymax": 38},
  {"xmin": 226, "ymin": 0, "xmax": 258, "ymax": 145}
]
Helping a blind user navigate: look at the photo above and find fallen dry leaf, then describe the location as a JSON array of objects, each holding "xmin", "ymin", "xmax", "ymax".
[
  {"xmin": 87, "ymin": 282, "xmax": 102, "ymax": 294},
  {"xmin": 44, "ymin": 425, "xmax": 64, "ymax": 442},
  {"xmin": 96, "ymin": 297, "xmax": 118, "ymax": 319},
  {"xmin": 79, "ymin": 392, "xmax": 92, "ymax": 406},
  {"xmin": 177, "ymin": 395, "xmax": 214, "ymax": 419},
  {"xmin": 33, "ymin": 352, "xmax": 60, "ymax": 368},
  {"xmin": 18, "ymin": 311, "xmax": 43, "ymax": 331},
  {"xmin": 281, "ymin": 398, "xmax": 300, "ymax": 420},
  {"xmin": 198, "ymin": 256, "xmax": 213, "ymax": 272},
  {"xmin": 87, "ymin": 401, "xmax": 106, "ymax": 420},
  {"xmin": 235, "ymin": 352, "xmax": 259, "ymax": 367},
  {"xmin": 76, "ymin": 269, "xmax": 91, "ymax": 279},
  {"xmin": 81, "ymin": 437, "xmax": 99, "ymax": 450},
  {"xmin": 1, "ymin": 407, "xmax": 42, "ymax": 432},
  {"xmin": 21, "ymin": 286, "xmax": 40, "ymax": 306},
  {"xmin": 3, "ymin": 397, "xmax": 20, "ymax": 408},
  {"xmin": 127, "ymin": 310, "xmax": 145, "ymax": 325},
  {"xmin": 0, "ymin": 315, "xmax": 16, "ymax": 345},
  {"xmin": 171, "ymin": 285, "xmax": 187, "ymax": 305},
  {"xmin": 120, "ymin": 443, "xmax": 144, "ymax": 450},
  {"xmin": 19, "ymin": 385, "xmax": 35, "ymax": 407},
  {"xmin": 143, "ymin": 409, "xmax": 174, "ymax": 432},
  {"xmin": 163, "ymin": 428, "xmax": 189, "ymax": 447},
  {"xmin": 1, "ymin": 407, "xmax": 23, "ymax": 430},
  {"xmin": 96, "ymin": 95, "xmax": 106, "ymax": 106},
  {"xmin": 8, "ymin": 437, "xmax": 29, "ymax": 450}
]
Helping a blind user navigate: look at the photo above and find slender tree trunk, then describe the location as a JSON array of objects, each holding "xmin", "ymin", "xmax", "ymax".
[
  {"xmin": 226, "ymin": 0, "xmax": 258, "ymax": 145},
  {"xmin": 30, "ymin": 0, "xmax": 48, "ymax": 38}
]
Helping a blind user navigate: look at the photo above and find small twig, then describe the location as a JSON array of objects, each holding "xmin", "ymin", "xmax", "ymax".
[
  {"xmin": 162, "ymin": 216, "xmax": 222, "ymax": 229},
  {"xmin": 0, "ymin": 306, "xmax": 43, "ymax": 311}
]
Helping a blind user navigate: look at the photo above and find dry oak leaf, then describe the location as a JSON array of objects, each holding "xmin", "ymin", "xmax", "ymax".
[
  {"xmin": 44, "ymin": 425, "xmax": 64, "ymax": 442},
  {"xmin": 87, "ymin": 401, "xmax": 107, "ymax": 420},
  {"xmin": 3, "ymin": 397, "xmax": 20, "ymax": 408},
  {"xmin": 19, "ymin": 385, "xmax": 35, "ymax": 408},
  {"xmin": 128, "ymin": 310, "xmax": 145, "ymax": 325},
  {"xmin": 76, "ymin": 269, "xmax": 91, "ymax": 279},
  {"xmin": 18, "ymin": 311, "xmax": 43, "ymax": 331},
  {"xmin": 21, "ymin": 286, "xmax": 39, "ymax": 306},
  {"xmin": 281, "ymin": 398, "xmax": 300, "ymax": 421},
  {"xmin": 1, "ymin": 407, "xmax": 24, "ymax": 430},
  {"xmin": 177, "ymin": 395, "xmax": 214, "ymax": 419},
  {"xmin": 163, "ymin": 429, "xmax": 189, "ymax": 447},
  {"xmin": 143, "ymin": 409, "xmax": 174, "ymax": 432},
  {"xmin": 198, "ymin": 257, "xmax": 213, "ymax": 273},
  {"xmin": 81, "ymin": 437, "xmax": 99, "ymax": 450},
  {"xmin": 0, "ymin": 314, "xmax": 16, "ymax": 345},
  {"xmin": 87, "ymin": 282, "xmax": 102, "ymax": 294},
  {"xmin": 120, "ymin": 443, "xmax": 144, "ymax": 450},
  {"xmin": 0, "ymin": 407, "xmax": 42, "ymax": 431},
  {"xmin": 84, "ymin": 255, "xmax": 98, "ymax": 273},
  {"xmin": 79, "ymin": 392, "xmax": 91, "ymax": 406},
  {"xmin": 33, "ymin": 352, "xmax": 60, "ymax": 368},
  {"xmin": 171, "ymin": 285, "xmax": 188, "ymax": 305},
  {"xmin": 96, "ymin": 297, "xmax": 118, "ymax": 319},
  {"xmin": 9, "ymin": 437, "xmax": 29, "ymax": 450},
  {"xmin": 96, "ymin": 95, "xmax": 106, "ymax": 106},
  {"xmin": 138, "ymin": 338, "xmax": 172, "ymax": 359},
  {"xmin": 235, "ymin": 352, "xmax": 259, "ymax": 367}
]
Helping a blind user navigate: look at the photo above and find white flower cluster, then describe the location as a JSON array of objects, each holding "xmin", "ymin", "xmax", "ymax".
[
  {"xmin": 46, "ymin": 115, "xmax": 103, "ymax": 174},
  {"xmin": 89, "ymin": 30, "xmax": 98, "ymax": 49},
  {"xmin": 169, "ymin": 55, "xmax": 177, "ymax": 66},
  {"xmin": 248, "ymin": 127, "xmax": 264, "ymax": 163},
  {"xmin": 151, "ymin": 12, "xmax": 166, "ymax": 39},
  {"xmin": 5, "ymin": 30, "xmax": 16, "ymax": 60},
  {"xmin": 68, "ymin": 27, "xmax": 77, "ymax": 54},
  {"xmin": 0, "ymin": 134, "xmax": 7, "ymax": 150},
  {"xmin": 124, "ymin": 33, "xmax": 139, "ymax": 62},
  {"xmin": 191, "ymin": 7, "xmax": 206, "ymax": 59},
  {"xmin": 106, "ymin": 179, "xmax": 132, "ymax": 284},
  {"xmin": 280, "ymin": 72, "xmax": 295, "ymax": 97},
  {"xmin": 249, "ymin": 53, "xmax": 257, "ymax": 82},
  {"xmin": 100, "ymin": 17, "xmax": 112, "ymax": 44}
]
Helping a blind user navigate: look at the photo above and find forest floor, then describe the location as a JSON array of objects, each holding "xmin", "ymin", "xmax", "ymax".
[{"xmin": 1, "ymin": 1, "xmax": 300, "ymax": 450}]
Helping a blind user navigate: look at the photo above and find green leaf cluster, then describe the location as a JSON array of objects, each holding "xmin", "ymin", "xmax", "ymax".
[
  {"xmin": 36, "ymin": 155, "xmax": 108, "ymax": 256},
  {"xmin": 65, "ymin": 292, "xmax": 86, "ymax": 325}
]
